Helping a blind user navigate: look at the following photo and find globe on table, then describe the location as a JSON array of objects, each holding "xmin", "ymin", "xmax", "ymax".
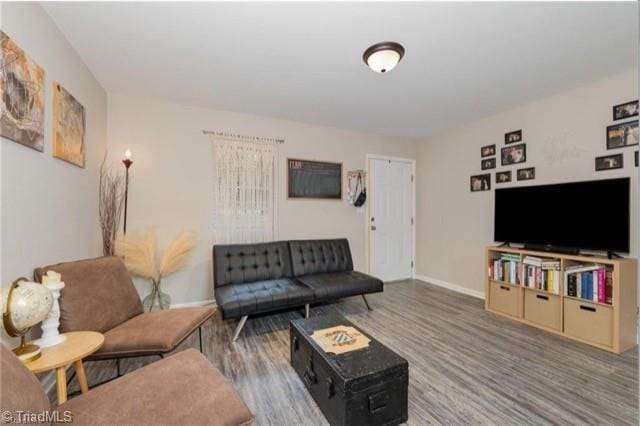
[{"xmin": 2, "ymin": 278, "xmax": 53, "ymax": 363}]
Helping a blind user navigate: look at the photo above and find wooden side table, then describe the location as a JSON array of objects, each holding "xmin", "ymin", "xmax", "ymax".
[{"xmin": 26, "ymin": 331, "xmax": 104, "ymax": 405}]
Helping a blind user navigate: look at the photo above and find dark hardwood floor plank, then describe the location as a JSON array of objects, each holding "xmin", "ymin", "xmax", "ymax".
[{"xmin": 68, "ymin": 280, "xmax": 638, "ymax": 425}]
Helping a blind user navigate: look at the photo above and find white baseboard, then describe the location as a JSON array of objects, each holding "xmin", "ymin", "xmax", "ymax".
[
  {"xmin": 170, "ymin": 299, "xmax": 216, "ymax": 309},
  {"xmin": 415, "ymin": 274, "xmax": 485, "ymax": 300}
]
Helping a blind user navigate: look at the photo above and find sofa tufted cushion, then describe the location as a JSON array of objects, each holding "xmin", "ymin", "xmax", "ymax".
[
  {"xmin": 213, "ymin": 241, "xmax": 293, "ymax": 287},
  {"xmin": 289, "ymin": 239, "xmax": 353, "ymax": 277},
  {"xmin": 215, "ymin": 278, "xmax": 315, "ymax": 319},
  {"xmin": 296, "ymin": 271, "xmax": 383, "ymax": 301}
]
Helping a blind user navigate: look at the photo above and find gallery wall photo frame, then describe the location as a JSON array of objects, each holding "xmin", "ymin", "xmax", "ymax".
[
  {"xmin": 501, "ymin": 143, "xmax": 526, "ymax": 166},
  {"xmin": 481, "ymin": 144, "xmax": 496, "ymax": 158},
  {"xmin": 606, "ymin": 120, "xmax": 639, "ymax": 149},
  {"xmin": 613, "ymin": 100, "xmax": 639, "ymax": 121},
  {"xmin": 504, "ymin": 130, "xmax": 522, "ymax": 144},
  {"xmin": 495, "ymin": 171, "xmax": 512, "ymax": 183},
  {"xmin": 595, "ymin": 153, "xmax": 623, "ymax": 171},
  {"xmin": 287, "ymin": 158, "xmax": 343, "ymax": 200},
  {"xmin": 481, "ymin": 158, "xmax": 496, "ymax": 170},
  {"xmin": 470, "ymin": 174, "xmax": 491, "ymax": 192},
  {"xmin": 517, "ymin": 167, "xmax": 535, "ymax": 181}
]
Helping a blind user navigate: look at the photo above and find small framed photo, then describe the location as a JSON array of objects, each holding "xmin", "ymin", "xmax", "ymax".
[
  {"xmin": 517, "ymin": 167, "xmax": 535, "ymax": 181},
  {"xmin": 470, "ymin": 174, "xmax": 491, "ymax": 192},
  {"xmin": 481, "ymin": 144, "xmax": 496, "ymax": 157},
  {"xmin": 495, "ymin": 171, "xmax": 512, "ymax": 183},
  {"xmin": 595, "ymin": 153, "xmax": 623, "ymax": 171},
  {"xmin": 481, "ymin": 158, "xmax": 496, "ymax": 170},
  {"xmin": 613, "ymin": 100, "xmax": 639, "ymax": 121},
  {"xmin": 501, "ymin": 143, "xmax": 526, "ymax": 166},
  {"xmin": 505, "ymin": 130, "xmax": 522, "ymax": 144},
  {"xmin": 606, "ymin": 120, "xmax": 639, "ymax": 149}
]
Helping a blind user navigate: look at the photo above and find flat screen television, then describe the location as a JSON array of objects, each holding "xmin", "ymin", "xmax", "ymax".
[{"xmin": 494, "ymin": 178, "xmax": 630, "ymax": 253}]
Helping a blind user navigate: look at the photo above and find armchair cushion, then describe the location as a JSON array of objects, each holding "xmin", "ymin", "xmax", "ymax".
[
  {"xmin": 56, "ymin": 349, "xmax": 254, "ymax": 426},
  {"xmin": 34, "ymin": 257, "xmax": 143, "ymax": 333},
  {"xmin": 0, "ymin": 345, "xmax": 51, "ymax": 419},
  {"xmin": 89, "ymin": 306, "xmax": 215, "ymax": 360}
]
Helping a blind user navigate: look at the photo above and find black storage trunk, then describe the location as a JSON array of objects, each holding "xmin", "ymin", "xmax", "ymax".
[{"xmin": 290, "ymin": 315, "xmax": 408, "ymax": 426}]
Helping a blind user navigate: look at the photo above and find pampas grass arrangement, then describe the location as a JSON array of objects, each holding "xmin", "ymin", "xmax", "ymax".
[
  {"xmin": 116, "ymin": 227, "xmax": 197, "ymax": 311},
  {"xmin": 99, "ymin": 153, "xmax": 125, "ymax": 256}
]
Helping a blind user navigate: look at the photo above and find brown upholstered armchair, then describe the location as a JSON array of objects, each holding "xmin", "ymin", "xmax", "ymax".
[
  {"xmin": 1, "ymin": 344, "xmax": 254, "ymax": 425},
  {"xmin": 34, "ymin": 257, "xmax": 215, "ymax": 381}
]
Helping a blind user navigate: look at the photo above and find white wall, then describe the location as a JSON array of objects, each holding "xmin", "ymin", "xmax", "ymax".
[
  {"xmin": 416, "ymin": 69, "xmax": 638, "ymax": 296},
  {"xmin": 106, "ymin": 93, "xmax": 417, "ymax": 305},
  {"xmin": 1, "ymin": 4, "xmax": 107, "ymax": 341}
]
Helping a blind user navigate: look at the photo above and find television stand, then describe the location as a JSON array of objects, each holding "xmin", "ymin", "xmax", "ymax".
[
  {"xmin": 523, "ymin": 244, "xmax": 579, "ymax": 255},
  {"xmin": 485, "ymin": 245, "xmax": 638, "ymax": 354}
]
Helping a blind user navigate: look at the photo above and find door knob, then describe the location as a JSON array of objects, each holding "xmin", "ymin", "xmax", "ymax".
[{"xmin": 371, "ymin": 225, "xmax": 377, "ymax": 231}]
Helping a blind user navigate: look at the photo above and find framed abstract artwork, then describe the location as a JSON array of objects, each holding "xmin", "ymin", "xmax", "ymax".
[
  {"xmin": 0, "ymin": 31, "xmax": 45, "ymax": 151},
  {"xmin": 53, "ymin": 82, "xmax": 86, "ymax": 167}
]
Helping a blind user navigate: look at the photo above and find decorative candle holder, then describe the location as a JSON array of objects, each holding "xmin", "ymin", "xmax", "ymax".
[{"xmin": 33, "ymin": 281, "xmax": 66, "ymax": 348}]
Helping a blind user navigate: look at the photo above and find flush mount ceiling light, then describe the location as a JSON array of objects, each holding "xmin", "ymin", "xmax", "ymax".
[{"xmin": 363, "ymin": 41, "xmax": 405, "ymax": 74}]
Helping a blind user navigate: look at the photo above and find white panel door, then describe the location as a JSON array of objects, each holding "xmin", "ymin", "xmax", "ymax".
[{"xmin": 369, "ymin": 158, "xmax": 413, "ymax": 281}]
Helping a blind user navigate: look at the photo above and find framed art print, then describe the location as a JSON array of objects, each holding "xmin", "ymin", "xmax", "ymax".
[
  {"xmin": 606, "ymin": 120, "xmax": 638, "ymax": 149},
  {"xmin": 501, "ymin": 143, "xmax": 526, "ymax": 166},
  {"xmin": 505, "ymin": 130, "xmax": 522, "ymax": 144}
]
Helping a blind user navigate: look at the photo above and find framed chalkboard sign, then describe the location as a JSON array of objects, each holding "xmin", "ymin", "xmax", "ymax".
[{"xmin": 287, "ymin": 158, "xmax": 342, "ymax": 200}]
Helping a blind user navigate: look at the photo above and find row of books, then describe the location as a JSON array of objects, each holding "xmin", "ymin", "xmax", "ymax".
[
  {"xmin": 522, "ymin": 256, "xmax": 560, "ymax": 294},
  {"xmin": 488, "ymin": 253, "xmax": 521, "ymax": 284},
  {"xmin": 565, "ymin": 265, "xmax": 613, "ymax": 305}
]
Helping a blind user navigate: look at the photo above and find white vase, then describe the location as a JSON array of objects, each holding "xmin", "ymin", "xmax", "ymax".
[{"xmin": 33, "ymin": 281, "xmax": 66, "ymax": 348}]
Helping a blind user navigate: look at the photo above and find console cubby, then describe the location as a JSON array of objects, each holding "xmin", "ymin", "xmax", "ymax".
[{"xmin": 485, "ymin": 246, "xmax": 637, "ymax": 354}]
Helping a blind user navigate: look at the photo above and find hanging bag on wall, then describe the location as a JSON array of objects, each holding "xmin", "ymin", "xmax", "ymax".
[{"xmin": 353, "ymin": 174, "xmax": 367, "ymax": 207}]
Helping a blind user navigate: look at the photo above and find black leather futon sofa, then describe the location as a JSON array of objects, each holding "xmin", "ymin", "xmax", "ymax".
[{"xmin": 213, "ymin": 239, "xmax": 383, "ymax": 341}]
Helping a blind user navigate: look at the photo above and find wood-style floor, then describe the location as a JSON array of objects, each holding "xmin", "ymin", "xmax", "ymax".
[{"xmin": 71, "ymin": 280, "xmax": 639, "ymax": 425}]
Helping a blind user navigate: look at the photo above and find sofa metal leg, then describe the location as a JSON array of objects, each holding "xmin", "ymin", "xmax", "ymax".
[
  {"xmin": 362, "ymin": 295, "xmax": 372, "ymax": 311},
  {"xmin": 232, "ymin": 316, "xmax": 248, "ymax": 342},
  {"xmin": 116, "ymin": 359, "xmax": 121, "ymax": 377},
  {"xmin": 305, "ymin": 304, "xmax": 310, "ymax": 319}
]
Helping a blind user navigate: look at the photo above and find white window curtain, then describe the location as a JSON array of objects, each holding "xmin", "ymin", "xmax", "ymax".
[{"xmin": 211, "ymin": 137, "xmax": 277, "ymax": 244}]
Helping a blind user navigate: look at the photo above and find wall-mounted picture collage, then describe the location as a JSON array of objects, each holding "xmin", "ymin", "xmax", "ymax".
[
  {"xmin": 471, "ymin": 128, "xmax": 534, "ymax": 192},
  {"xmin": 597, "ymin": 100, "xmax": 638, "ymax": 172}
]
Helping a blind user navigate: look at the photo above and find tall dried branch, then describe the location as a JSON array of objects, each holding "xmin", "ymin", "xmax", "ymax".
[
  {"xmin": 159, "ymin": 230, "xmax": 197, "ymax": 277},
  {"xmin": 115, "ymin": 227, "xmax": 158, "ymax": 282},
  {"xmin": 99, "ymin": 153, "xmax": 125, "ymax": 256}
]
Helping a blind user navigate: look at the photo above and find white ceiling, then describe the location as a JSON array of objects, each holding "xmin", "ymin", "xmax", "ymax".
[{"xmin": 43, "ymin": 2, "xmax": 638, "ymax": 139}]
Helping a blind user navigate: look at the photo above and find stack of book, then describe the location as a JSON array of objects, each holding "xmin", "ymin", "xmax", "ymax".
[
  {"xmin": 522, "ymin": 256, "xmax": 561, "ymax": 294},
  {"xmin": 488, "ymin": 253, "xmax": 520, "ymax": 284},
  {"xmin": 565, "ymin": 265, "xmax": 612, "ymax": 304}
]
